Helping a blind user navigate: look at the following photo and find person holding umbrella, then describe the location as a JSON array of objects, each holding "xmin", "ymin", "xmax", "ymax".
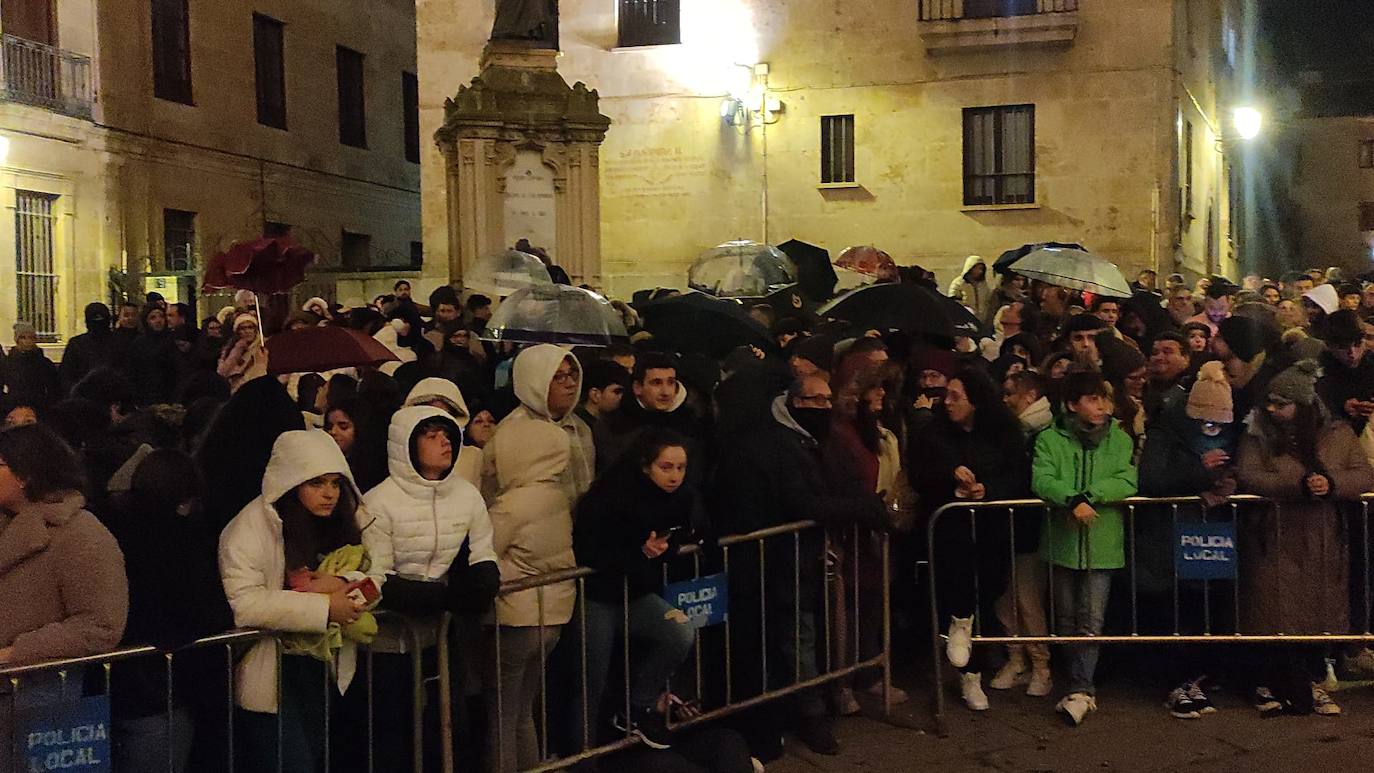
[{"xmin": 217, "ymin": 313, "xmax": 268, "ymax": 394}]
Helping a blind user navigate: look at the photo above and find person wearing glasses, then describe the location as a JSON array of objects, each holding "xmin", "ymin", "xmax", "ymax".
[
  {"xmin": 480, "ymin": 345, "xmax": 594, "ymax": 773},
  {"xmin": 1237, "ymin": 359, "xmax": 1374, "ymax": 717}
]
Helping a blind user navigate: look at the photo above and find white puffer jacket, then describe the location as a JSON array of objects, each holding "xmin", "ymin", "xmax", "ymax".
[
  {"xmin": 362, "ymin": 405, "xmax": 497, "ymax": 584},
  {"xmin": 403, "ymin": 377, "xmax": 483, "ymax": 487},
  {"xmin": 218, "ymin": 430, "xmax": 366, "ymax": 714}
]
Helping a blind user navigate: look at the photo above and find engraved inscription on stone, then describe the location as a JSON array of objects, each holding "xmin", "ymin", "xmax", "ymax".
[
  {"xmin": 602, "ymin": 146, "xmax": 709, "ymax": 199},
  {"xmin": 504, "ymin": 150, "xmax": 557, "ymax": 249}
]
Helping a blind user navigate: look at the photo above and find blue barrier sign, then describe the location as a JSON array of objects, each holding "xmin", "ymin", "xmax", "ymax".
[
  {"xmin": 1175, "ymin": 521, "xmax": 1237, "ymax": 581},
  {"xmin": 13, "ymin": 693, "xmax": 112, "ymax": 773},
  {"xmin": 664, "ymin": 573, "xmax": 729, "ymax": 629}
]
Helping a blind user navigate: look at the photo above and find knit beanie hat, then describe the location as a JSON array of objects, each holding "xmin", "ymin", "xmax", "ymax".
[
  {"xmin": 1266, "ymin": 359, "xmax": 1322, "ymax": 406},
  {"xmin": 910, "ymin": 346, "xmax": 959, "ymax": 379},
  {"xmin": 1303, "ymin": 284, "xmax": 1338, "ymax": 315},
  {"xmin": 233, "ymin": 313, "xmax": 258, "ymax": 331},
  {"xmin": 1186, "ymin": 361, "xmax": 1233, "ymax": 423},
  {"xmin": 1062, "ymin": 313, "xmax": 1106, "ymax": 335},
  {"xmin": 1216, "ymin": 316, "xmax": 1274, "ymax": 362}
]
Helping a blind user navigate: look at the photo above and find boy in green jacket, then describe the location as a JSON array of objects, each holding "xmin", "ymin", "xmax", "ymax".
[{"xmin": 1032, "ymin": 370, "xmax": 1138, "ymax": 726}]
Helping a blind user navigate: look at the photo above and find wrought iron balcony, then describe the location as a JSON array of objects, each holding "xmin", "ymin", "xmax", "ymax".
[
  {"xmin": 0, "ymin": 34, "xmax": 93, "ymax": 119},
  {"xmin": 918, "ymin": 0, "xmax": 1079, "ymax": 52}
]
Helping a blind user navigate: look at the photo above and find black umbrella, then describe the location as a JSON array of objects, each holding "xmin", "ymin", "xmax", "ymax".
[
  {"xmin": 778, "ymin": 238, "xmax": 837, "ymax": 302},
  {"xmin": 639, "ymin": 291, "xmax": 776, "ymax": 359},
  {"xmin": 993, "ymin": 241, "xmax": 1087, "ymax": 275},
  {"xmin": 818, "ymin": 283, "xmax": 983, "ymax": 342}
]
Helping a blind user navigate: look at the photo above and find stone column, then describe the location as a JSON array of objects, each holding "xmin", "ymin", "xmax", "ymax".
[{"xmin": 436, "ymin": 42, "xmax": 610, "ymax": 287}]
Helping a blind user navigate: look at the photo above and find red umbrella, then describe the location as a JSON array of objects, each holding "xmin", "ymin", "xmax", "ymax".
[
  {"xmin": 835, "ymin": 245, "xmax": 898, "ymax": 282},
  {"xmin": 202, "ymin": 236, "xmax": 316, "ymax": 295},
  {"xmin": 265, "ymin": 325, "xmax": 399, "ymax": 376}
]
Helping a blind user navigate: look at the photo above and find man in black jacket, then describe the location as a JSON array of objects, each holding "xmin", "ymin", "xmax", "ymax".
[
  {"xmin": 60, "ymin": 303, "xmax": 116, "ymax": 395},
  {"xmin": 1318, "ymin": 310, "xmax": 1374, "ymax": 433},
  {"xmin": 594, "ymin": 351, "xmax": 705, "ymax": 476},
  {"xmin": 713, "ymin": 376, "xmax": 886, "ymax": 756}
]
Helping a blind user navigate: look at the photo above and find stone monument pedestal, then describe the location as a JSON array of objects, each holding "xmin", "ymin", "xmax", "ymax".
[{"xmin": 437, "ymin": 41, "xmax": 611, "ymax": 287}]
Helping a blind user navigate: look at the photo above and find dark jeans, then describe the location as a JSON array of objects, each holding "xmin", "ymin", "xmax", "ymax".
[
  {"xmin": 236, "ymin": 656, "xmax": 329, "ymax": 773},
  {"xmin": 579, "ymin": 593, "xmax": 695, "ymax": 725},
  {"xmin": 933, "ymin": 507, "xmax": 1012, "ymax": 674}
]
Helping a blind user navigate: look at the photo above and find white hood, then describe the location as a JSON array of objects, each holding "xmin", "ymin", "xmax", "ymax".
[
  {"xmin": 513, "ymin": 344, "xmax": 581, "ymax": 419},
  {"xmin": 261, "ymin": 430, "xmax": 361, "ymax": 507},
  {"xmin": 384, "ymin": 405, "xmax": 463, "ymax": 495},
  {"xmin": 959, "ymin": 255, "xmax": 987, "ymax": 281},
  {"xmin": 404, "ymin": 377, "xmax": 471, "ymax": 429}
]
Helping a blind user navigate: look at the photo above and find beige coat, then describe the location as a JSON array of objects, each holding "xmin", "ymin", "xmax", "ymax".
[
  {"xmin": 1237, "ymin": 417, "xmax": 1374, "ymax": 634},
  {"xmin": 482, "ymin": 344, "xmax": 592, "ymax": 627},
  {"xmin": 0, "ymin": 493, "xmax": 128, "ymax": 666}
]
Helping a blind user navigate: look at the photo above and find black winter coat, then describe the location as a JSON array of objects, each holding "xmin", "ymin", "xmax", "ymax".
[
  {"xmin": 1318, "ymin": 350, "xmax": 1374, "ymax": 434},
  {"xmin": 100, "ymin": 495, "xmax": 234, "ymax": 720},
  {"xmin": 59, "ymin": 331, "xmax": 115, "ymax": 394},
  {"xmin": 126, "ymin": 331, "xmax": 179, "ymax": 405},
  {"xmin": 1, "ymin": 347, "xmax": 59, "ymax": 406},
  {"xmin": 573, "ymin": 461, "xmax": 702, "ymax": 602},
  {"xmin": 908, "ymin": 411, "xmax": 1032, "ymax": 551}
]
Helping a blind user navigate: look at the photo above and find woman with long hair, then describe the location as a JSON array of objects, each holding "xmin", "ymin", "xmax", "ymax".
[
  {"xmin": 909, "ymin": 367, "xmax": 1031, "ymax": 712},
  {"xmin": 218, "ymin": 430, "xmax": 371, "ymax": 771},
  {"xmin": 325, "ymin": 395, "xmax": 389, "ymax": 493}
]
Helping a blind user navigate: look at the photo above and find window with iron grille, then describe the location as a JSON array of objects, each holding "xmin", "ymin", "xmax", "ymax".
[
  {"xmin": 820, "ymin": 115, "xmax": 856, "ymax": 184},
  {"xmin": 402, "ymin": 71, "xmax": 420, "ymax": 163},
  {"xmin": 163, "ymin": 208, "xmax": 196, "ymax": 271},
  {"xmin": 1360, "ymin": 140, "xmax": 1374, "ymax": 169},
  {"xmin": 253, "ymin": 13, "xmax": 286, "ymax": 129},
  {"xmin": 962, "ymin": 0, "xmax": 1039, "ymax": 19},
  {"xmin": 337, "ymin": 46, "xmax": 367, "ymax": 148},
  {"xmin": 1360, "ymin": 202, "xmax": 1374, "ymax": 233},
  {"xmin": 15, "ymin": 190, "xmax": 59, "ymax": 342},
  {"xmin": 341, "ymin": 230, "xmax": 371, "ymax": 269},
  {"xmin": 962, "ymin": 105, "xmax": 1035, "ymax": 206},
  {"xmin": 151, "ymin": 0, "xmax": 192, "ymax": 104},
  {"xmin": 618, "ymin": 0, "xmax": 680, "ymax": 47}
]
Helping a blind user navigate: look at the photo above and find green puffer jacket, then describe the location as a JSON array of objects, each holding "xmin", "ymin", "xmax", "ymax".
[{"xmin": 1033, "ymin": 416, "xmax": 1139, "ymax": 570}]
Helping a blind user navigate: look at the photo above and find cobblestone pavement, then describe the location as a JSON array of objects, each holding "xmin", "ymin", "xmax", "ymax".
[{"xmin": 767, "ymin": 679, "xmax": 1374, "ymax": 773}]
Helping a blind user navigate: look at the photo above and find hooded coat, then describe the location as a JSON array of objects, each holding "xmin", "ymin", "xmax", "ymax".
[
  {"xmin": 362, "ymin": 406, "xmax": 496, "ymax": 590},
  {"xmin": 482, "ymin": 345, "xmax": 591, "ymax": 627},
  {"xmin": 403, "ymin": 377, "xmax": 483, "ymax": 486},
  {"xmin": 59, "ymin": 307, "xmax": 115, "ymax": 393},
  {"xmin": 947, "ymin": 255, "xmax": 993, "ymax": 323},
  {"xmin": 1235, "ymin": 408, "xmax": 1374, "ymax": 634},
  {"xmin": 0, "ymin": 492, "xmax": 128, "ymax": 666},
  {"xmin": 1032, "ymin": 416, "xmax": 1139, "ymax": 570},
  {"xmin": 217, "ymin": 430, "xmax": 367, "ymax": 713}
]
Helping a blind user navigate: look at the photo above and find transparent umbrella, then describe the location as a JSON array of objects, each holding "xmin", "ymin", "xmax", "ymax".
[
  {"xmin": 479, "ymin": 284, "xmax": 629, "ymax": 347},
  {"xmin": 688, "ymin": 240, "xmax": 797, "ymax": 298},
  {"xmin": 465, "ymin": 249, "xmax": 555, "ymax": 296}
]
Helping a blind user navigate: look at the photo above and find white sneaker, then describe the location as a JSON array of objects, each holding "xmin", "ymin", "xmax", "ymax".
[
  {"xmin": 989, "ymin": 656, "xmax": 1028, "ymax": 690},
  {"xmin": 1311, "ymin": 684, "xmax": 1342, "ymax": 716},
  {"xmin": 946, "ymin": 616, "xmax": 974, "ymax": 668},
  {"xmin": 960, "ymin": 672, "xmax": 990, "ymax": 711},
  {"xmin": 1026, "ymin": 666, "xmax": 1053, "ymax": 698},
  {"xmin": 1056, "ymin": 692, "xmax": 1097, "ymax": 726}
]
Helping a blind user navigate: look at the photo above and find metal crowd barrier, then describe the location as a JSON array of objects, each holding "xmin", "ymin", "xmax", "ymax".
[
  {"xmin": 925, "ymin": 493, "xmax": 1374, "ymax": 732},
  {"xmin": 494, "ymin": 519, "xmax": 893, "ymax": 773},
  {"xmin": 1, "ymin": 613, "xmax": 451, "ymax": 773}
]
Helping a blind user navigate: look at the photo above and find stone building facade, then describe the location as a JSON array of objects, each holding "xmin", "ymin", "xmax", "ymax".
[
  {"xmin": 0, "ymin": 0, "xmax": 424, "ymax": 347},
  {"xmin": 418, "ymin": 0, "xmax": 1253, "ymax": 297}
]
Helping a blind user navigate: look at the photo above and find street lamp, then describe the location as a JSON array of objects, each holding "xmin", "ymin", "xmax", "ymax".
[{"xmin": 1233, "ymin": 107, "xmax": 1263, "ymax": 141}]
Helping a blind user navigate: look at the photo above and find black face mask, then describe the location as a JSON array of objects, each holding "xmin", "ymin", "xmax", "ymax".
[
  {"xmin": 920, "ymin": 386, "xmax": 947, "ymax": 401},
  {"xmin": 789, "ymin": 406, "xmax": 832, "ymax": 442}
]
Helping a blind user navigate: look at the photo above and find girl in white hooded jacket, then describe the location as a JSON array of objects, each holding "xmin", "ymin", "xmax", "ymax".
[{"xmin": 218, "ymin": 430, "xmax": 370, "ymax": 773}]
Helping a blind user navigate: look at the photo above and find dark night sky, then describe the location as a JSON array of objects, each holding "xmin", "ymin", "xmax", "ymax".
[{"xmin": 1260, "ymin": 0, "xmax": 1374, "ymax": 115}]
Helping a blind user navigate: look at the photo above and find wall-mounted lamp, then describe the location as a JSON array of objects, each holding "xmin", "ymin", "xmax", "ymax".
[
  {"xmin": 720, "ymin": 63, "xmax": 783, "ymax": 127},
  {"xmin": 1233, "ymin": 107, "xmax": 1262, "ymax": 141}
]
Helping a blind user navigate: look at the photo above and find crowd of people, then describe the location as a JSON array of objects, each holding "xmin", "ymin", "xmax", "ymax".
[{"xmin": 4, "ymin": 256, "xmax": 1374, "ymax": 772}]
